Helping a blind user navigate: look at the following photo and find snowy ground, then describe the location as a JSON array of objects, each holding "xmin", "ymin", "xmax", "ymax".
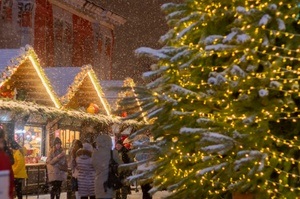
[{"xmin": 25, "ymin": 188, "xmax": 171, "ymax": 199}]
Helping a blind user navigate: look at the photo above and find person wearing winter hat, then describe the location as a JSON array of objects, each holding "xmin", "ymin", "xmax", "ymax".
[
  {"xmin": 92, "ymin": 134, "xmax": 122, "ymax": 199},
  {"xmin": 10, "ymin": 140, "xmax": 27, "ymax": 199},
  {"xmin": 76, "ymin": 142, "xmax": 95, "ymax": 199},
  {"xmin": 46, "ymin": 137, "xmax": 68, "ymax": 199},
  {"xmin": 115, "ymin": 140, "xmax": 132, "ymax": 199}
]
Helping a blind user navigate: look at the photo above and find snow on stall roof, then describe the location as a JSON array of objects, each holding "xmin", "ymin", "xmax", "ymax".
[
  {"xmin": 100, "ymin": 80, "xmax": 124, "ymax": 110},
  {"xmin": 0, "ymin": 49, "xmax": 22, "ymax": 72},
  {"xmin": 44, "ymin": 67, "xmax": 82, "ymax": 97}
]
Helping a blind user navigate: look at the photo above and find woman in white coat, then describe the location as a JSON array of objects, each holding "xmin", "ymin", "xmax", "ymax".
[
  {"xmin": 92, "ymin": 134, "xmax": 122, "ymax": 199},
  {"xmin": 76, "ymin": 143, "xmax": 95, "ymax": 199}
]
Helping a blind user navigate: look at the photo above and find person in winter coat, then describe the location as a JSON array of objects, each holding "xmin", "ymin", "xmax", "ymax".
[
  {"xmin": 69, "ymin": 139, "xmax": 83, "ymax": 199},
  {"xmin": 10, "ymin": 140, "xmax": 28, "ymax": 199},
  {"xmin": 0, "ymin": 128, "xmax": 14, "ymax": 199},
  {"xmin": 134, "ymin": 135, "xmax": 153, "ymax": 199},
  {"xmin": 115, "ymin": 140, "xmax": 132, "ymax": 199},
  {"xmin": 46, "ymin": 137, "xmax": 68, "ymax": 199},
  {"xmin": 76, "ymin": 143, "xmax": 95, "ymax": 199},
  {"xmin": 92, "ymin": 134, "xmax": 122, "ymax": 199}
]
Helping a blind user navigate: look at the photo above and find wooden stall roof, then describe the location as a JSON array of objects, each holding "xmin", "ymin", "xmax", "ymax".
[
  {"xmin": 100, "ymin": 80, "xmax": 124, "ymax": 111},
  {"xmin": 0, "ymin": 45, "xmax": 61, "ymax": 108},
  {"xmin": 44, "ymin": 65, "xmax": 111, "ymax": 115}
]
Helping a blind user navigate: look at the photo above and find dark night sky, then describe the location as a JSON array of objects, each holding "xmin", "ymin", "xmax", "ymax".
[{"xmin": 98, "ymin": 0, "xmax": 182, "ymax": 84}]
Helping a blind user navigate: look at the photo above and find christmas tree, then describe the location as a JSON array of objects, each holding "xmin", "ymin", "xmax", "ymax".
[
  {"xmin": 115, "ymin": 77, "xmax": 144, "ymax": 118},
  {"xmin": 129, "ymin": 0, "xmax": 300, "ymax": 198}
]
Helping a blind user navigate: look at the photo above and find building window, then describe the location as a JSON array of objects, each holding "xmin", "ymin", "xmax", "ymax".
[
  {"xmin": 0, "ymin": 0, "xmax": 13, "ymax": 21},
  {"xmin": 53, "ymin": 6, "xmax": 73, "ymax": 66},
  {"xmin": 105, "ymin": 37, "xmax": 111, "ymax": 57}
]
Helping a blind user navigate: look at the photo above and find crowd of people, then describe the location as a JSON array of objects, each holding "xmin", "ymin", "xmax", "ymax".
[{"xmin": 0, "ymin": 127, "xmax": 153, "ymax": 199}]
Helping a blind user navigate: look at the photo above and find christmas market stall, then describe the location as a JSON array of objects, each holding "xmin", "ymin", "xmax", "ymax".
[
  {"xmin": 44, "ymin": 65, "xmax": 112, "ymax": 152},
  {"xmin": 0, "ymin": 46, "xmax": 62, "ymax": 160},
  {"xmin": 0, "ymin": 46, "xmax": 120, "ymax": 195},
  {"xmin": 0, "ymin": 46, "xmax": 63, "ymax": 195}
]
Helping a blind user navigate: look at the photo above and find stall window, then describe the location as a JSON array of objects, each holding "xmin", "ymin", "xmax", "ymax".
[
  {"xmin": 15, "ymin": 126, "xmax": 44, "ymax": 164},
  {"xmin": 55, "ymin": 129, "xmax": 80, "ymax": 155}
]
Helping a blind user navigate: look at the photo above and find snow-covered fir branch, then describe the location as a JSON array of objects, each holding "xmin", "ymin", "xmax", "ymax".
[
  {"xmin": 276, "ymin": 18, "xmax": 286, "ymax": 30},
  {"xmin": 236, "ymin": 34, "xmax": 250, "ymax": 44},
  {"xmin": 165, "ymin": 10, "xmax": 186, "ymax": 20},
  {"xmin": 135, "ymin": 47, "xmax": 172, "ymax": 60},
  {"xmin": 142, "ymin": 66, "xmax": 168, "ymax": 79},
  {"xmin": 269, "ymin": 80, "xmax": 282, "ymax": 88},
  {"xmin": 230, "ymin": 65, "xmax": 246, "ymax": 77},
  {"xmin": 242, "ymin": 115, "xmax": 255, "ymax": 125},
  {"xmin": 146, "ymin": 76, "xmax": 170, "ymax": 89},
  {"xmin": 259, "ymin": 14, "xmax": 272, "ymax": 26},
  {"xmin": 170, "ymin": 48, "xmax": 191, "ymax": 62},
  {"xmin": 154, "ymin": 92, "xmax": 178, "ymax": 105},
  {"xmin": 223, "ymin": 31, "xmax": 238, "ymax": 43},
  {"xmin": 180, "ymin": 127, "xmax": 208, "ymax": 134},
  {"xmin": 205, "ymin": 44, "xmax": 236, "ymax": 51},
  {"xmin": 196, "ymin": 162, "xmax": 228, "ymax": 176},
  {"xmin": 177, "ymin": 22, "xmax": 198, "ymax": 39},
  {"xmin": 200, "ymin": 132, "xmax": 235, "ymax": 143},
  {"xmin": 171, "ymin": 110, "xmax": 193, "ymax": 116},
  {"xmin": 201, "ymin": 143, "xmax": 234, "ymax": 155},
  {"xmin": 203, "ymin": 35, "xmax": 223, "ymax": 45},
  {"xmin": 196, "ymin": 117, "xmax": 213, "ymax": 124},
  {"xmin": 170, "ymin": 84, "xmax": 206, "ymax": 98},
  {"xmin": 147, "ymin": 107, "xmax": 163, "ymax": 118}
]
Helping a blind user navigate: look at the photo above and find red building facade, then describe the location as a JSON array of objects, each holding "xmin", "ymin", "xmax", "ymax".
[{"xmin": 0, "ymin": 0, "xmax": 125, "ymax": 80}]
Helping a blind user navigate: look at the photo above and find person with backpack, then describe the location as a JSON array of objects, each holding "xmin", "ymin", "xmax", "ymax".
[
  {"xmin": 10, "ymin": 140, "xmax": 28, "ymax": 199},
  {"xmin": 92, "ymin": 134, "xmax": 122, "ymax": 199}
]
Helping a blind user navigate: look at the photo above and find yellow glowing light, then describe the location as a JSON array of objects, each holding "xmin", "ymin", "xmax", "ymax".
[
  {"xmin": 29, "ymin": 56, "xmax": 61, "ymax": 108},
  {"xmin": 87, "ymin": 71, "xmax": 111, "ymax": 116}
]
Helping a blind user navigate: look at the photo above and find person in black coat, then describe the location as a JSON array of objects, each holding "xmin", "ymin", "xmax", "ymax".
[{"xmin": 115, "ymin": 140, "xmax": 132, "ymax": 199}]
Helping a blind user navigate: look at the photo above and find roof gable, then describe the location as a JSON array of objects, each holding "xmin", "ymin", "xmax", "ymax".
[
  {"xmin": 44, "ymin": 67, "xmax": 82, "ymax": 97},
  {"xmin": 100, "ymin": 80, "xmax": 124, "ymax": 111},
  {"xmin": 45, "ymin": 65, "xmax": 111, "ymax": 115},
  {"xmin": 0, "ymin": 46, "xmax": 61, "ymax": 108}
]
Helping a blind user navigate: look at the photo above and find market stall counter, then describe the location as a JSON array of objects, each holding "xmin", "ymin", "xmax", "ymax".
[
  {"xmin": 23, "ymin": 163, "xmax": 72, "ymax": 197},
  {"xmin": 23, "ymin": 163, "xmax": 48, "ymax": 195}
]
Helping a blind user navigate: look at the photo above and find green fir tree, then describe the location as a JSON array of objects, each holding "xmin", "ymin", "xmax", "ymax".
[{"xmin": 130, "ymin": 0, "xmax": 300, "ymax": 198}]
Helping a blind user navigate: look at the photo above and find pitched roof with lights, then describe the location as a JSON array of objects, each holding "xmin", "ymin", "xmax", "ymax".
[
  {"xmin": 100, "ymin": 80, "xmax": 124, "ymax": 111},
  {"xmin": 44, "ymin": 65, "xmax": 111, "ymax": 115},
  {"xmin": 0, "ymin": 45, "xmax": 61, "ymax": 108}
]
